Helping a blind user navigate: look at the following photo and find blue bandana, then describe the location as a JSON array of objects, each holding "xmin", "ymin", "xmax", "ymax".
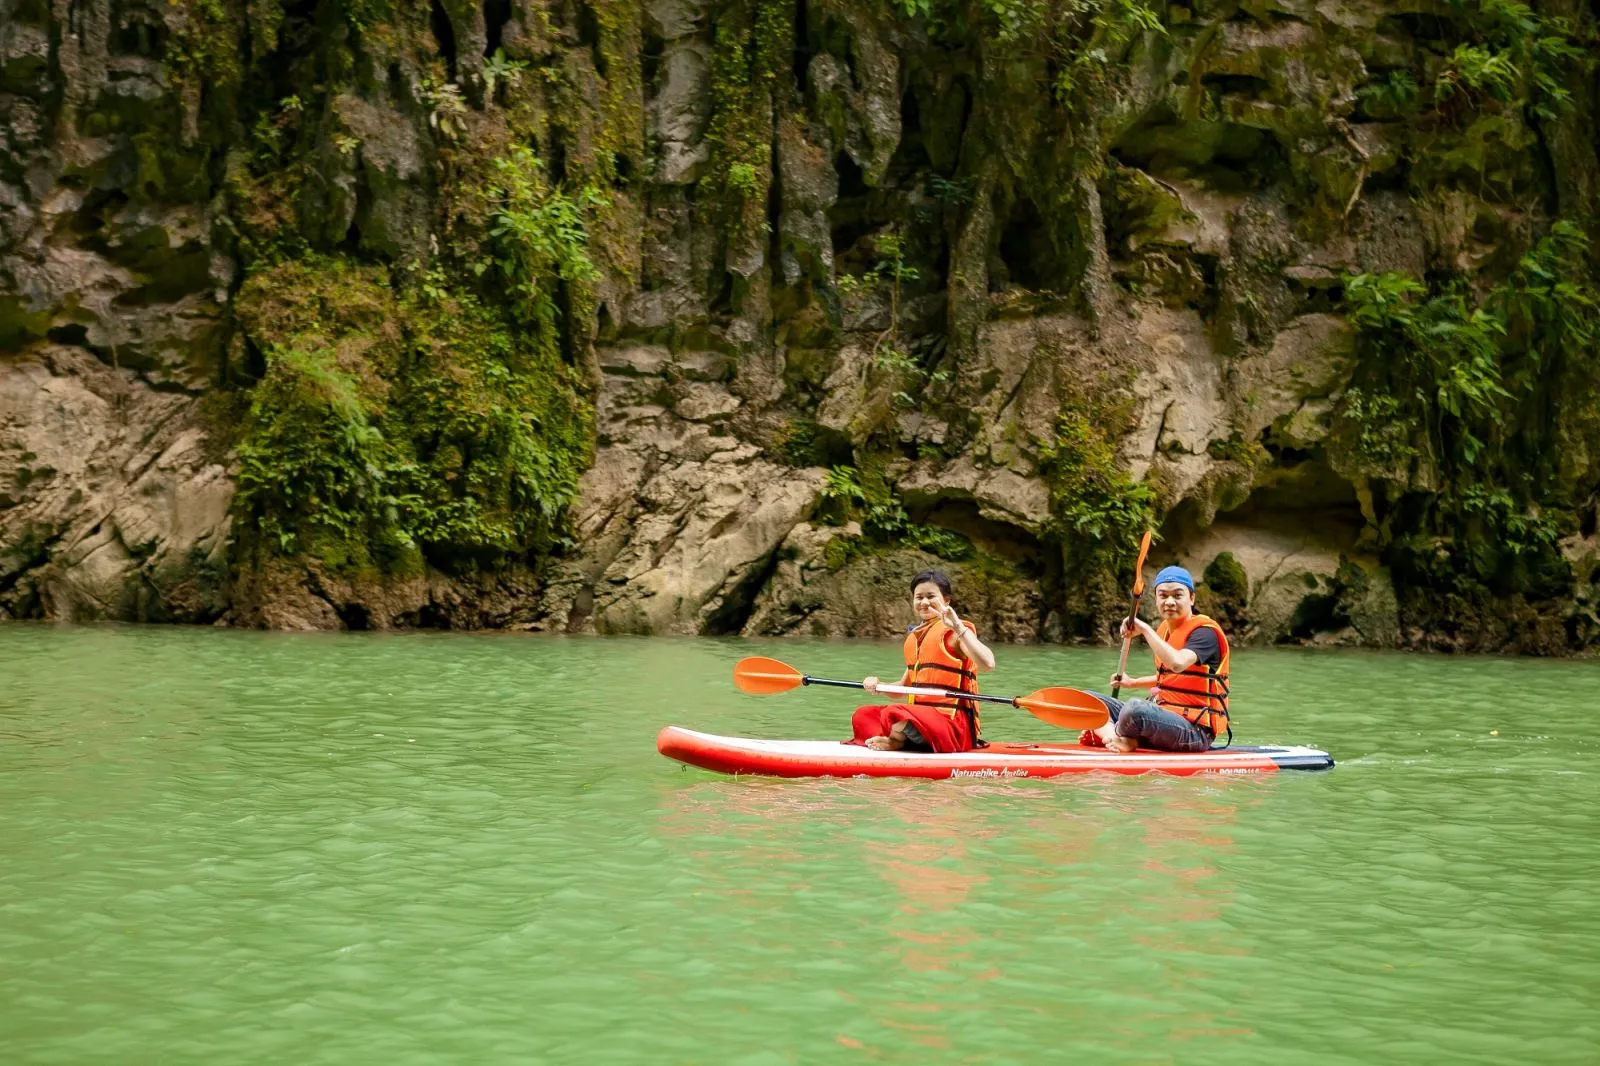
[{"xmin": 1152, "ymin": 565, "xmax": 1194, "ymax": 592}]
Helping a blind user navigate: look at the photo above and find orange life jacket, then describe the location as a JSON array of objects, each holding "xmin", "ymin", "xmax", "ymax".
[
  {"xmin": 1153, "ymin": 613, "xmax": 1231, "ymax": 739},
  {"xmin": 902, "ymin": 619, "xmax": 980, "ymax": 734}
]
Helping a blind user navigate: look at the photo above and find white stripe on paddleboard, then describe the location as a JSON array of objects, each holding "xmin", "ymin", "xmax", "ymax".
[{"xmin": 671, "ymin": 729, "xmax": 1328, "ymax": 763}]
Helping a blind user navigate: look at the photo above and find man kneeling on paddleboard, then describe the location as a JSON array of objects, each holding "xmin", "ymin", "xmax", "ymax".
[
  {"xmin": 1084, "ymin": 566, "xmax": 1231, "ymax": 753},
  {"xmin": 850, "ymin": 569, "xmax": 997, "ymax": 753}
]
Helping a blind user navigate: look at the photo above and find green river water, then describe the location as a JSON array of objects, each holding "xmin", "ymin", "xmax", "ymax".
[{"xmin": 1, "ymin": 625, "xmax": 1595, "ymax": 1064}]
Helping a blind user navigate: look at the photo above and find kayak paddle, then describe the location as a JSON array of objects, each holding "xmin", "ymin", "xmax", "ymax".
[
  {"xmin": 733, "ymin": 655, "xmax": 1109, "ymax": 731},
  {"xmin": 1111, "ymin": 530, "xmax": 1154, "ymax": 700}
]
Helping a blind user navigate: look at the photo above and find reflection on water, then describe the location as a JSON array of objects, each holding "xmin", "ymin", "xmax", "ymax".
[{"xmin": 1, "ymin": 626, "xmax": 1596, "ymax": 1065}]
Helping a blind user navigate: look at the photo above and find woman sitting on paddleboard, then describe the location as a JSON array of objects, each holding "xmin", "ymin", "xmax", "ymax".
[
  {"xmin": 850, "ymin": 569, "xmax": 997, "ymax": 752},
  {"xmin": 1084, "ymin": 565, "xmax": 1231, "ymax": 753}
]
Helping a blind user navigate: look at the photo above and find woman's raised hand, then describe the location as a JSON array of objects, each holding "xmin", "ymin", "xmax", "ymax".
[{"xmin": 938, "ymin": 603, "xmax": 961, "ymax": 630}]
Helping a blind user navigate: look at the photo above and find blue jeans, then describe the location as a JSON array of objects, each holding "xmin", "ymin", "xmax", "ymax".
[{"xmin": 1090, "ymin": 694, "xmax": 1214, "ymax": 753}]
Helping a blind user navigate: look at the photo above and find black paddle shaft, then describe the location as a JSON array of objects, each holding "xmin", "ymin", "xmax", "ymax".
[{"xmin": 800, "ymin": 675, "xmax": 1017, "ymax": 707}]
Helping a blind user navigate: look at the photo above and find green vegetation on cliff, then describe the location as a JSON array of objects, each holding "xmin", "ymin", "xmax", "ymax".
[{"xmin": 233, "ymin": 257, "xmax": 592, "ymax": 574}]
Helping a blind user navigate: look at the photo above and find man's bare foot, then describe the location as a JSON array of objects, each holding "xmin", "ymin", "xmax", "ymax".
[
  {"xmin": 865, "ymin": 734, "xmax": 905, "ymax": 751},
  {"xmin": 1107, "ymin": 735, "xmax": 1139, "ymax": 753}
]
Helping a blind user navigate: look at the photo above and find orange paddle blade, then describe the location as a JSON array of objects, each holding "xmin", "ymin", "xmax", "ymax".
[
  {"xmin": 1131, "ymin": 530, "xmax": 1154, "ymax": 596},
  {"xmin": 1015, "ymin": 687, "xmax": 1109, "ymax": 731},
  {"xmin": 733, "ymin": 656, "xmax": 804, "ymax": 695}
]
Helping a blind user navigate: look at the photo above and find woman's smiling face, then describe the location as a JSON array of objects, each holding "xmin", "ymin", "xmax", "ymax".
[{"xmin": 911, "ymin": 581, "xmax": 948, "ymax": 621}]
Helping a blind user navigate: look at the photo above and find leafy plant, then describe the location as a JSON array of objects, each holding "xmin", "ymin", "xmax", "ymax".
[
  {"xmin": 727, "ymin": 161, "xmax": 762, "ymax": 197},
  {"xmin": 236, "ymin": 344, "xmax": 397, "ymax": 557},
  {"xmin": 484, "ymin": 147, "xmax": 603, "ymax": 332},
  {"xmin": 1429, "ymin": 0, "xmax": 1582, "ymax": 121},
  {"xmin": 424, "ymin": 81, "xmax": 468, "ymax": 141},
  {"xmin": 1338, "ymin": 220, "xmax": 1599, "ymax": 594},
  {"xmin": 1357, "ymin": 70, "xmax": 1421, "ymax": 118},
  {"xmin": 816, "ymin": 464, "xmax": 972, "ymax": 559},
  {"xmin": 231, "ymin": 257, "xmax": 595, "ymax": 572},
  {"xmin": 1038, "ymin": 383, "xmax": 1154, "ymax": 548},
  {"xmin": 482, "ymin": 48, "xmax": 528, "ymax": 102},
  {"xmin": 821, "ymin": 465, "xmax": 868, "ymax": 508}
]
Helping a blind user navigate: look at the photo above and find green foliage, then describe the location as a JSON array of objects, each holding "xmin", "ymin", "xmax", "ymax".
[
  {"xmin": 1203, "ymin": 551, "xmax": 1249, "ymax": 600},
  {"xmin": 1335, "ymin": 388, "xmax": 1424, "ymax": 474},
  {"xmin": 1489, "ymin": 220, "xmax": 1599, "ymax": 392},
  {"xmin": 1038, "ymin": 381, "xmax": 1154, "ymax": 550},
  {"xmin": 700, "ymin": 0, "xmax": 789, "ymax": 230},
  {"xmin": 236, "ymin": 345, "xmax": 397, "ymax": 559},
  {"xmin": 1339, "ymin": 221, "xmax": 1599, "ymax": 590},
  {"xmin": 1341, "ymin": 270, "xmax": 1507, "ymax": 466},
  {"xmin": 821, "ymin": 465, "xmax": 869, "ymax": 508},
  {"xmin": 1435, "ymin": 43, "xmax": 1520, "ymax": 108},
  {"xmin": 482, "ymin": 48, "xmax": 528, "ymax": 103},
  {"xmin": 484, "ymin": 147, "xmax": 604, "ymax": 334},
  {"xmin": 1432, "ymin": 0, "xmax": 1583, "ymax": 121},
  {"xmin": 1357, "ymin": 70, "xmax": 1421, "ymax": 118},
  {"xmin": 837, "ymin": 230, "xmax": 949, "ymax": 406},
  {"xmin": 232, "ymin": 258, "xmax": 594, "ymax": 573},
  {"xmin": 816, "ymin": 466, "xmax": 972, "ymax": 560},
  {"xmin": 775, "ymin": 419, "xmax": 824, "ymax": 467},
  {"xmin": 423, "ymin": 79, "xmax": 469, "ymax": 141},
  {"xmin": 727, "ymin": 161, "xmax": 762, "ymax": 196},
  {"xmin": 167, "ymin": 0, "xmax": 244, "ymax": 88}
]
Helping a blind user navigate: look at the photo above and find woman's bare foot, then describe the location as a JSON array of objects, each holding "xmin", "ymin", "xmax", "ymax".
[
  {"xmin": 1107, "ymin": 735, "xmax": 1139, "ymax": 753},
  {"xmin": 866, "ymin": 722, "xmax": 909, "ymax": 751}
]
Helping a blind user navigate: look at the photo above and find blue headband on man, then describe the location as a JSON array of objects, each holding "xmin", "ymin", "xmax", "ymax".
[{"xmin": 1152, "ymin": 565, "xmax": 1194, "ymax": 592}]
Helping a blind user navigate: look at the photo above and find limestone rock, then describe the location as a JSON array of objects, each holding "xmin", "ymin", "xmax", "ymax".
[
  {"xmin": 1172, "ymin": 522, "xmax": 1398, "ymax": 646},
  {"xmin": 0, "ymin": 347, "xmax": 231, "ymax": 622}
]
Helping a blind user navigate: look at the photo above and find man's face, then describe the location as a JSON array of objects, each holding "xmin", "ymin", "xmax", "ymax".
[{"xmin": 1154, "ymin": 582, "xmax": 1193, "ymax": 620}]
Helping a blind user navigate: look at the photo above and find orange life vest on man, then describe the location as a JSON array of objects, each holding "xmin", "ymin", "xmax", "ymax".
[
  {"xmin": 1153, "ymin": 613, "xmax": 1230, "ymax": 739},
  {"xmin": 902, "ymin": 619, "xmax": 980, "ymax": 734}
]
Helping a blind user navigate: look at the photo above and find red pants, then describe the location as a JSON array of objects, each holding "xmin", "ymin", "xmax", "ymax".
[{"xmin": 848, "ymin": 704, "xmax": 975, "ymax": 753}]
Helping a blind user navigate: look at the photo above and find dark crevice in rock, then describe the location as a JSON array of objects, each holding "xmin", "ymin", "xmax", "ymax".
[
  {"xmin": 791, "ymin": 0, "xmax": 813, "ymax": 87},
  {"xmin": 387, "ymin": 61, "xmax": 407, "ymax": 103},
  {"xmin": 811, "ymin": 16, "xmax": 857, "ymax": 87},
  {"xmin": 703, "ymin": 545, "xmax": 786, "ymax": 636},
  {"xmin": 828, "ymin": 152, "xmax": 885, "ymax": 270},
  {"xmin": 995, "ymin": 195, "xmax": 1070, "ymax": 293},
  {"xmin": 110, "ymin": 0, "xmax": 168, "ymax": 60},
  {"xmin": 47, "ymin": 323, "xmax": 89, "ymax": 346},
  {"xmin": 708, "ymin": 268, "xmax": 736, "ymax": 317},
  {"xmin": 12, "ymin": 0, "xmax": 50, "ymax": 25},
  {"xmin": 336, "ymin": 602, "xmax": 372, "ymax": 630},
  {"xmin": 548, "ymin": 127, "xmax": 568, "ymax": 184},
  {"xmin": 483, "ymin": 0, "xmax": 511, "ymax": 57},
  {"xmin": 1112, "ymin": 107, "xmax": 1290, "ymax": 194},
  {"xmin": 576, "ymin": 3, "xmax": 605, "ymax": 79},
  {"xmin": 430, "ymin": 0, "xmax": 459, "ymax": 82},
  {"xmin": 1363, "ymin": 159, "xmax": 1410, "ymax": 194},
  {"xmin": 641, "ymin": 30, "xmax": 664, "ymax": 89},
  {"xmin": 555, "ymin": 278, "xmax": 577, "ymax": 365},
  {"xmin": 1202, "ymin": 72, "xmax": 1269, "ymax": 97},
  {"xmin": 1288, "ymin": 273, "xmax": 1343, "ymax": 315}
]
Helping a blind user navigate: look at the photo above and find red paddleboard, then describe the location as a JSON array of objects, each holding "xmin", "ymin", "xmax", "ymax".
[{"xmin": 657, "ymin": 726, "xmax": 1334, "ymax": 780}]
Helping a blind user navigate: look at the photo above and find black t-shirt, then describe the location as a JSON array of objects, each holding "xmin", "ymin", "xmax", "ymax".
[{"xmin": 1182, "ymin": 627, "xmax": 1221, "ymax": 669}]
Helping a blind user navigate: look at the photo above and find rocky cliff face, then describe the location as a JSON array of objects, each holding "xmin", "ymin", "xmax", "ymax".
[{"xmin": 2, "ymin": 0, "xmax": 1597, "ymax": 651}]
